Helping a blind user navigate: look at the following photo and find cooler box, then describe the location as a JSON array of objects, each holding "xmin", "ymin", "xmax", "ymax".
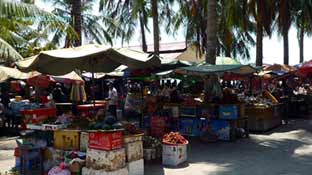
[
  {"xmin": 210, "ymin": 119, "xmax": 236, "ymax": 141},
  {"xmin": 219, "ymin": 105, "xmax": 238, "ymax": 119},
  {"xmin": 179, "ymin": 118, "xmax": 207, "ymax": 136}
]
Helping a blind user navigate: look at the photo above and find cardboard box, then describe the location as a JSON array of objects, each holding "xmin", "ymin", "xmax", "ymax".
[
  {"xmin": 80, "ymin": 132, "xmax": 89, "ymax": 152},
  {"xmin": 124, "ymin": 141, "xmax": 143, "ymax": 162},
  {"xmin": 162, "ymin": 143, "xmax": 187, "ymax": 166},
  {"xmin": 127, "ymin": 159, "xmax": 143, "ymax": 175},
  {"xmin": 54, "ymin": 130, "xmax": 80, "ymax": 150},
  {"xmin": 86, "ymin": 148, "xmax": 126, "ymax": 171},
  {"xmin": 88, "ymin": 131, "xmax": 122, "ymax": 151},
  {"xmin": 82, "ymin": 167, "xmax": 128, "ymax": 175}
]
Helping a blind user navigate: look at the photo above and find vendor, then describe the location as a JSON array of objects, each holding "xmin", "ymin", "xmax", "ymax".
[
  {"xmin": 52, "ymin": 83, "xmax": 67, "ymax": 103},
  {"xmin": 107, "ymin": 82, "xmax": 118, "ymax": 117}
]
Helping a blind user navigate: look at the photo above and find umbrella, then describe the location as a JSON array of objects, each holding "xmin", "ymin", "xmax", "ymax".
[
  {"xmin": 299, "ymin": 60, "xmax": 312, "ymax": 76},
  {"xmin": 16, "ymin": 44, "xmax": 161, "ymax": 75},
  {"xmin": 264, "ymin": 64, "xmax": 297, "ymax": 74}
]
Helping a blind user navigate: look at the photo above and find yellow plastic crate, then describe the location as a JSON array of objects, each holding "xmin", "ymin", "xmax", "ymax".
[{"xmin": 54, "ymin": 130, "xmax": 80, "ymax": 150}]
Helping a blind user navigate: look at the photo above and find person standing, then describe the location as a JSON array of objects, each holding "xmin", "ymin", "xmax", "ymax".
[{"xmin": 107, "ymin": 82, "xmax": 118, "ymax": 117}]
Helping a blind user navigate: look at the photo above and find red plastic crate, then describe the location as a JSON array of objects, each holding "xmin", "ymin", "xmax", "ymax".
[{"xmin": 88, "ymin": 131, "xmax": 122, "ymax": 151}]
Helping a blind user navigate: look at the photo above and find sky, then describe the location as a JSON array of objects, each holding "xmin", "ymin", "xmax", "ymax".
[{"xmin": 35, "ymin": 0, "xmax": 312, "ymax": 66}]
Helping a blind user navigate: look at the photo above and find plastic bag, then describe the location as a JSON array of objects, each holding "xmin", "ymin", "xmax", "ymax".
[{"xmin": 48, "ymin": 164, "xmax": 71, "ymax": 175}]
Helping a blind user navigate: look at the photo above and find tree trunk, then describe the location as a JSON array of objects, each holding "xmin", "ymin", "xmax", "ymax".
[
  {"xmin": 205, "ymin": 0, "xmax": 217, "ymax": 65},
  {"xmin": 139, "ymin": 12, "xmax": 147, "ymax": 52},
  {"xmin": 151, "ymin": 0, "xmax": 159, "ymax": 56},
  {"xmin": 256, "ymin": 21, "xmax": 263, "ymax": 66},
  {"xmin": 299, "ymin": 26, "xmax": 304, "ymax": 63},
  {"xmin": 72, "ymin": 0, "xmax": 82, "ymax": 46},
  {"xmin": 283, "ymin": 29, "xmax": 289, "ymax": 65}
]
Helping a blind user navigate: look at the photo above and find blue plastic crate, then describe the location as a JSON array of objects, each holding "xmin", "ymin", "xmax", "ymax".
[
  {"xmin": 180, "ymin": 106, "xmax": 201, "ymax": 118},
  {"xmin": 180, "ymin": 118, "xmax": 207, "ymax": 136},
  {"xmin": 210, "ymin": 119, "xmax": 230, "ymax": 141},
  {"xmin": 219, "ymin": 105, "xmax": 238, "ymax": 119}
]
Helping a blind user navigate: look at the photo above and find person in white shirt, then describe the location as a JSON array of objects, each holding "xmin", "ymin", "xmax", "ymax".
[{"xmin": 107, "ymin": 82, "xmax": 118, "ymax": 117}]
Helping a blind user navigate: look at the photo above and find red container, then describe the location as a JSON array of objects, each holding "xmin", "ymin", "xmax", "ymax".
[
  {"xmin": 77, "ymin": 104, "xmax": 106, "ymax": 118},
  {"xmin": 21, "ymin": 108, "xmax": 57, "ymax": 124},
  {"xmin": 88, "ymin": 131, "xmax": 122, "ymax": 151}
]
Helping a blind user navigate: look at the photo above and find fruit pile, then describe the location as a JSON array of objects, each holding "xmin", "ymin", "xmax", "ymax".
[
  {"xmin": 162, "ymin": 132, "xmax": 188, "ymax": 145},
  {"xmin": 123, "ymin": 123, "xmax": 143, "ymax": 135}
]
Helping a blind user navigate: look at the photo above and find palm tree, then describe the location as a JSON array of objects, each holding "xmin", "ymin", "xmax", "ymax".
[
  {"xmin": 170, "ymin": 0, "xmax": 255, "ymax": 61},
  {"xmin": 0, "ymin": 0, "xmax": 67, "ymax": 63},
  {"xmin": 43, "ymin": 0, "xmax": 117, "ymax": 48},
  {"xmin": 294, "ymin": 0, "xmax": 312, "ymax": 63},
  {"xmin": 151, "ymin": 0, "xmax": 160, "ymax": 56},
  {"xmin": 99, "ymin": 0, "xmax": 174, "ymax": 53},
  {"xmin": 218, "ymin": 0, "xmax": 255, "ymax": 60},
  {"xmin": 206, "ymin": 0, "xmax": 217, "ymax": 65},
  {"xmin": 276, "ymin": 0, "xmax": 294, "ymax": 65},
  {"xmin": 248, "ymin": 0, "xmax": 276, "ymax": 66}
]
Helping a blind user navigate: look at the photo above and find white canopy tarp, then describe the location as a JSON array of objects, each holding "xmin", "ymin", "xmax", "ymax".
[{"xmin": 17, "ymin": 44, "xmax": 161, "ymax": 75}]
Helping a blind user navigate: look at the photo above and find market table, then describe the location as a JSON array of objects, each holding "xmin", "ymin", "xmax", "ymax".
[
  {"xmin": 245, "ymin": 105, "xmax": 282, "ymax": 132},
  {"xmin": 77, "ymin": 103, "xmax": 106, "ymax": 118}
]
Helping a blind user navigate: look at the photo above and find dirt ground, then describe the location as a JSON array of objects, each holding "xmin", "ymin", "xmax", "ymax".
[{"xmin": 0, "ymin": 119, "xmax": 311, "ymax": 175}]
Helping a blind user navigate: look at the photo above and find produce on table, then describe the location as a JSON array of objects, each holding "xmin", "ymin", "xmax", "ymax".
[
  {"xmin": 123, "ymin": 123, "xmax": 143, "ymax": 135},
  {"xmin": 162, "ymin": 132, "xmax": 188, "ymax": 145},
  {"xmin": 88, "ymin": 114, "xmax": 123, "ymax": 130}
]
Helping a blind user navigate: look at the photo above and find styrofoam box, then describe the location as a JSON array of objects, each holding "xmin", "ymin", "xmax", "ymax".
[
  {"xmin": 82, "ymin": 167, "xmax": 128, "ymax": 175},
  {"xmin": 80, "ymin": 132, "xmax": 88, "ymax": 152},
  {"xmin": 162, "ymin": 143, "xmax": 187, "ymax": 166},
  {"xmin": 86, "ymin": 148, "xmax": 126, "ymax": 171},
  {"xmin": 127, "ymin": 159, "xmax": 144, "ymax": 175},
  {"xmin": 125, "ymin": 141, "xmax": 143, "ymax": 162}
]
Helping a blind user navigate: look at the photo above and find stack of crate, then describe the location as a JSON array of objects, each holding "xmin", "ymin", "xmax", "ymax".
[
  {"xmin": 123, "ymin": 134, "xmax": 144, "ymax": 175},
  {"xmin": 82, "ymin": 130, "xmax": 128, "ymax": 175}
]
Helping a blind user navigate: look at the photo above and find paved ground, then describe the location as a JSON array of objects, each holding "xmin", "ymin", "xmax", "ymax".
[
  {"xmin": 145, "ymin": 119, "xmax": 312, "ymax": 175},
  {"xmin": 0, "ymin": 119, "xmax": 311, "ymax": 175}
]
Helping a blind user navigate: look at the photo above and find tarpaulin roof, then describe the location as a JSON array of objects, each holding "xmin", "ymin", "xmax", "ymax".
[
  {"xmin": 16, "ymin": 44, "xmax": 161, "ymax": 76},
  {"xmin": 0, "ymin": 66, "xmax": 30, "ymax": 82},
  {"xmin": 176, "ymin": 64, "xmax": 257, "ymax": 76}
]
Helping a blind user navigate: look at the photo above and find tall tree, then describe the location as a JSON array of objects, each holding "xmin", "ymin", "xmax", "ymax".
[
  {"xmin": 206, "ymin": 0, "xmax": 217, "ymax": 64},
  {"xmin": 295, "ymin": 0, "xmax": 312, "ymax": 63},
  {"xmin": 151, "ymin": 0, "xmax": 160, "ymax": 56},
  {"xmin": 99, "ymin": 0, "xmax": 174, "ymax": 51},
  {"xmin": 72, "ymin": 0, "xmax": 82, "ymax": 46},
  {"xmin": 43, "ymin": 0, "xmax": 117, "ymax": 48},
  {"xmin": 248, "ymin": 0, "xmax": 276, "ymax": 66},
  {"xmin": 276, "ymin": 0, "xmax": 293, "ymax": 65}
]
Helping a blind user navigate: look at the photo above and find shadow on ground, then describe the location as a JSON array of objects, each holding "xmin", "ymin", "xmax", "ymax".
[{"xmin": 145, "ymin": 119, "xmax": 312, "ymax": 175}]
